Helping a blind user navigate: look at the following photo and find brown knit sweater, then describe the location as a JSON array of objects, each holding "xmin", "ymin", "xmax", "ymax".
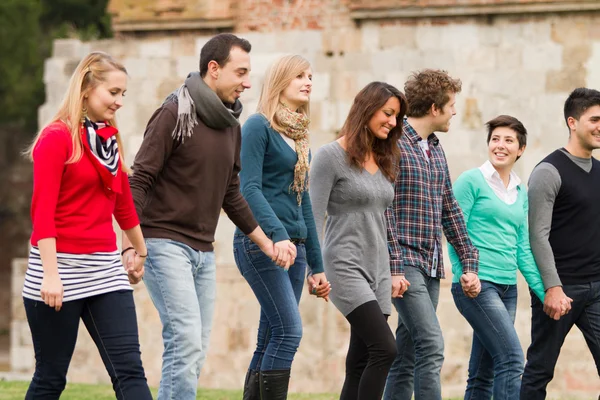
[{"xmin": 129, "ymin": 101, "xmax": 258, "ymax": 252}]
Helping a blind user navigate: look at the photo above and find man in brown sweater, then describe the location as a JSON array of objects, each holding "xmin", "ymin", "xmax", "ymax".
[{"xmin": 122, "ymin": 33, "xmax": 293, "ymax": 400}]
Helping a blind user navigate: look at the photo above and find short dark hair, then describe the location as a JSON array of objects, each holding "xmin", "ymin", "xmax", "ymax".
[
  {"xmin": 199, "ymin": 33, "xmax": 252, "ymax": 78},
  {"xmin": 564, "ymin": 87, "xmax": 600, "ymax": 129},
  {"xmin": 486, "ymin": 115, "xmax": 527, "ymax": 161},
  {"xmin": 404, "ymin": 69, "xmax": 462, "ymax": 118}
]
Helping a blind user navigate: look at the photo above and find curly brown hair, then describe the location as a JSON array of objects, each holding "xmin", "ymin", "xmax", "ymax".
[
  {"xmin": 404, "ymin": 69, "xmax": 462, "ymax": 118},
  {"xmin": 338, "ymin": 82, "xmax": 408, "ymax": 182}
]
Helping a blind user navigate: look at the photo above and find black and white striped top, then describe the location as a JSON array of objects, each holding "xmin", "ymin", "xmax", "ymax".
[{"xmin": 22, "ymin": 247, "xmax": 132, "ymax": 302}]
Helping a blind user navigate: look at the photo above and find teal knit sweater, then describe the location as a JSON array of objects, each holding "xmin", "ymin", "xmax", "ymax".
[
  {"xmin": 238, "ymin": 114, "xmax": 324, "ymax": 274},
  {"xmin": 448, "ymin": 168, "xmax": 545, "ymax": 301}
]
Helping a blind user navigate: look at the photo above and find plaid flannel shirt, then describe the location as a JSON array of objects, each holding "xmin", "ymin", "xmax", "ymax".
[{"xmin": 385, "ymin": 119, "xmax": 479, "ymax": 278}]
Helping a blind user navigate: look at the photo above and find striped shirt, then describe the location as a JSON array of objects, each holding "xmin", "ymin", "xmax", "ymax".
[
  {"xmin": 22, "ymin": 247, "xmax": 132, "ymax": 302},
  {"xmin": 385, "ymin": 119, "xmax": 479, "ymax": 277}
]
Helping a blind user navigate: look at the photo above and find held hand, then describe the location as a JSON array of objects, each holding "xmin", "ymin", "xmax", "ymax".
[
  {"xmin": 544, "ymin": 286, "xmax": 573, "ymax": 320},
  {"xmin": 307, "ymin": 273, "xmax": 331, "ymax": 302},
  {"xmin": 122, "ymin": 248, "xmax": 135, "ymax": 273},
  {"xmin": 392, "ymin": 274, "xmax": 410, "ymax": 298},
  {"xmin": 40, "ymin": 273, "xmax": 64, "ymax": 311},
  {"xmin": 273, "ymin": 240, "xmax": 296, "ymax": 270},
  {"xmin": 460, "ymin": 272, "xmax": 481, "ymax": 298},
  {"xmin": 128, "ymin": 253, "xmax": 146, "ymax": 284},
  {"xmin": 122, "ymin": 248, "xmax": 145, "ymax": 285}
]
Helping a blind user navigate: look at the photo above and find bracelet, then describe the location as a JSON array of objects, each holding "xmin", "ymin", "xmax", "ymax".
[
  {"xmin": 136, "ymin": 251, "xmax": 148, "ymax": 258},
  {"xmin": 121, "ymin": 247, "xmax": 134, "ymax": 256}
]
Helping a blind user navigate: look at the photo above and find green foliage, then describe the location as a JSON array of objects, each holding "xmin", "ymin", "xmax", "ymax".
[
  {"xmin": 0, "ymin": 0, "xmax": 111, "ymax": 131},
  {"xmin": 0, "ymin": 0, "xmax": 44, "ymax": 129}
]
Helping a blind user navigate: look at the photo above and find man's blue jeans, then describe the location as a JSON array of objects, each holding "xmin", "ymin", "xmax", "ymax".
[
  {"xmin": 384, "ymin": 265, "xmax": 444, "ymax": 400},
  {"xmin": 233, "ymin": 234, "xmax": 305, "ymax": 371},
  {"xmin": 521, "ymin": 280, "xmax": 600, "ymax": 400},
  {"xmin": 452, "ymin": 281, "xmax": 523, "ymax": 400},
  {"xmin": 144, "ymin": 238, "xmax": 216, "ymax": 400}
]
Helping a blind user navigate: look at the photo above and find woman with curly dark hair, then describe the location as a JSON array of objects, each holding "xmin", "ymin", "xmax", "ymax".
[{"xmin": 310, "ymin": 81, "xmax": 408, "ymax": 400}]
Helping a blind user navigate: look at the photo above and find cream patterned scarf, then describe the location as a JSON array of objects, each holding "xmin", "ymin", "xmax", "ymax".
[{"xmin": 275, "ymin": 104, "xmax": 310, "ymax": 204}]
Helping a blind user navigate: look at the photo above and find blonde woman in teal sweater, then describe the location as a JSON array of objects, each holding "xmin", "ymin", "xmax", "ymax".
[{"xmin": 448, "ymin": 115, "xmax": 545, "ymax": 400}]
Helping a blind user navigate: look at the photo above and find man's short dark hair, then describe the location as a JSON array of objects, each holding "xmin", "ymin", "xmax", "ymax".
[
  {"xmin": 199, "ymin": 33, "xmax": 251, "ymax": 78},
  {"xmin": 486, "ymin": 115, "xmax": 527, "ymax": 161},
  {"xmin": 404, "ymin": 69, "xmax": 462, "ymax": 118},
  {"xmin": 564, "ymin": 87, "xmax": 600, "ymax": 129}
]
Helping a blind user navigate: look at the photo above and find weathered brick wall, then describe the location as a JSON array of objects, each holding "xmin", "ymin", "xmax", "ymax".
[{"xmin": 9, "ymin": 5, "xmax": 600, "ymax": 398}]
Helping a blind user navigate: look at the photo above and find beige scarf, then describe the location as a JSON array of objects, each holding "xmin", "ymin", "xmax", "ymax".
[{"xmin": 275, "ymin": 104, "xmax": 310, "ymax": 204}]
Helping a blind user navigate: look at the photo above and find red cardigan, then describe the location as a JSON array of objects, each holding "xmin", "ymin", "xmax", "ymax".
[{"xmin": 30, "ymin": 121, "xmax": 139, "ymax": 253}]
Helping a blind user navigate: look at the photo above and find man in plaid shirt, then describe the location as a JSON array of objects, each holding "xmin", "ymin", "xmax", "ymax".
[{"xmin": 383, "ymin": 70, "xmax": 481, "ymax": 400}]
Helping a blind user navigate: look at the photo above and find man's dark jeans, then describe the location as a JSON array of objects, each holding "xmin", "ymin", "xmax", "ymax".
[{"xmin": 521, "ymin": 281, "xmax": 600, "ymax": 400}]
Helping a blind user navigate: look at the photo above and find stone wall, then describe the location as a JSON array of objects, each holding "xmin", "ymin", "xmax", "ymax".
[{"xmin": 10, "ymin": 9, "xmax": 600, "ymax": 399}]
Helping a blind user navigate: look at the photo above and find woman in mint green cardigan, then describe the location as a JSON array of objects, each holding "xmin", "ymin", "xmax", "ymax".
[{"xmin": 448, "ymin": 115, "xmax": 545, "ymax": 400}]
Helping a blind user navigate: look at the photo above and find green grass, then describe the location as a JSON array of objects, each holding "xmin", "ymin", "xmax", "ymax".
[{"xmin": 0, "ymin": 380, "xmax": 339, "ymax": 400}]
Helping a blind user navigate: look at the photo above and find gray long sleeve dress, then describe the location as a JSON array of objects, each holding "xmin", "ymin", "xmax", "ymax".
[{"xmin": 309, "ymin": 141, "xmax": 395, "ymax": 316}]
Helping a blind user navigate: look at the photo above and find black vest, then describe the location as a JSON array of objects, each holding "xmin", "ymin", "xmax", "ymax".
[{"xmin": 543, "ymin": 149, "xmax": 600, "ymax": 285}]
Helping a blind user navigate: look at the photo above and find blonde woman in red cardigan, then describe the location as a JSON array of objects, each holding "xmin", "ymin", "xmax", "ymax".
[{"xmin": 23, "ymin": 52, "xmax": 152, "ymax": 400}]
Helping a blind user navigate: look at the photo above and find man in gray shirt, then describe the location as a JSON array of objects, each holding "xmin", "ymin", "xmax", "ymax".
[{"xmin": 521, "ymin": 88, "xmax": 600, "ymax": 399}]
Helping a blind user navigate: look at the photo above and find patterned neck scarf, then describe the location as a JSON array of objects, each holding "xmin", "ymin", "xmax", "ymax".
[
  {"xmin": 81, "ymin": 118, "xmax": 122, "ymax": 194},
  {"xmin": 275, "ymin": 104, "xmax": 310, "ymax": 204}
]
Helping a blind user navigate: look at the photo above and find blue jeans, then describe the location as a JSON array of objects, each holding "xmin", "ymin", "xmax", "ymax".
[
  {"xmin": 521, "ymin": 281, "xmax": 600, "ymax": 400},
  {"xmin": 452, "ymin": 281, "xmax": 523, "ymax": 400},
  {"xmin": 384, "ymin": 266, "xmax": 444, "ymax": 400},
  {"xmin": 233, "ymin": 234, "xmax": 305, "ymax": 371},
  {"xmin": 24, "ymin": 290, "xmax": 151, "ymax": 400},
  {"xmin": 144, "ymin": 238, "xmax": 216, "ymax": 400}
]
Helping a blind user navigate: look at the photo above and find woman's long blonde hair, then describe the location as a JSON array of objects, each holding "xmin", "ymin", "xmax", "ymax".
[
  {"xmin": 256, "ymin": 55, "xmax": 311, "ymax": 132},
  {"xmin": 26, "ymin": 51, "xmax": 129, "ymax": 171}
]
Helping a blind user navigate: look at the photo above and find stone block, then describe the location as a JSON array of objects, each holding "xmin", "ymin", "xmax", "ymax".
[
  {"xmin": 139, "ymin": 39, "xmax": 173, "ymax": 58},
  {"xmin": 310, "ymin": 72, "xmax": 331, "ymax": 102},
  {"xmin": 546, "ymin": 69, "xmax": 586, "ymax": 93},
  {"xmin": 38, "ymin": 103, "xmax": 58, "ymax": 130},
  {"xmin": 379, "ymin": 25, "xmax": 417, "ymax": 50},
  {"xmin": 495, "ymin": 46, "xmax": 523, "ymax": 69},
  {"xmin": 439, "ymin": 24, "xmax": 479, "ymax": 51},
  {"xmin": 122, "ymin": 58, "xmax": 150, "ymax": 79},
  {"xmin": 238, "ymin": 32, "xmax": 278, "ymax": 53},
  {"xmin": 368, "ymin": 50, "xmax": 403, "ymax": 73},
  {"xmin": 249, "ymin": 53, "xmax": 288, "ymax": 77},
  {"xmin": 43, "ymin": 58, "xmax": 68, "ymax": 85},
  {"xmin": 586, "ymin": 42, "xmax": 600, "ymax": 89},
  {"xmin": 522, "ymin": 42, "xmax": 563, "ymax": 71},
  {"xmin": 171, "ymin": 36, "xmax": 197, "ymax": 57},
  {"xmin": 415, "ymin": 23, "xmax": 443, "ymax": 51},
  {"xmin": 175, "ymin": 56, "xmax": 199, "ymax": 79},
  {"xmin": 551, "ymin": 18, "xmax": 590, "ymax": 46},
  {"xmin": 274, "ymin": 30, "xmax": 323, "ymax": 56},
  {"xmin": 195, "ymin": 36, "xmax": 211, "ymax": 56},
  {"xmin": 91, "ymin": 38, "xmax": 139, "ymax": 59},
  {"xmin": 10, "ymin": 345, "xmax": 34, "ymax": 372},
  {"xmin": 53, "ymin": 39, "xmax": 84, "ymax": 58},
  {"xmin": 361, "ymin": 22, "xmax": 380, "ymax": 52},
  {"xmin": 418, "ymin": 49, "xmax": 456, "ymax": 71}
]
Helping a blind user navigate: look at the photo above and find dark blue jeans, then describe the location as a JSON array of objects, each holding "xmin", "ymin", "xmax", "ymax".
[
  {"xmin": 521, "ymin": 281, "xmax": 600, "ymax": 400},
  {"xmin": 452, "ymin": 281, "xmax": 523, "ymax": 400},
  {"xmin": 24, "ymin": 290, "xmax": 152, "ymax": 400},
  {"xmin": 233, "ymin": 234, "xmax": 306, "ymax": 371},
  {"xmin": 384, "ymin": 266, "xmax": 444, "ymax": 400}
]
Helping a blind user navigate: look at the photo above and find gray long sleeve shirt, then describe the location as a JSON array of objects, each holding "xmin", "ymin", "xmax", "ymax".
[{"xmin": 528, "ymin": 148, "xmax": 592, "ymax": 290}]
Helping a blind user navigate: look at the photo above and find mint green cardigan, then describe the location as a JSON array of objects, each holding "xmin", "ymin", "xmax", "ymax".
[{"xmin": 448, "ymin": 168, "xmax": 545, "ymax": 301}]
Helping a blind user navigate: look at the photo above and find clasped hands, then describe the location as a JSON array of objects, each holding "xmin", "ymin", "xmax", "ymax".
[{"xmin": 122, "ymin": 249, "xmax": 146, "ymax": 284}]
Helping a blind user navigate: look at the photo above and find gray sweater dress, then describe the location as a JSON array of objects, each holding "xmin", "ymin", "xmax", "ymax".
[{"xmin": 309, "ymin": 141, "xmax": 395, "ymax": 316}]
